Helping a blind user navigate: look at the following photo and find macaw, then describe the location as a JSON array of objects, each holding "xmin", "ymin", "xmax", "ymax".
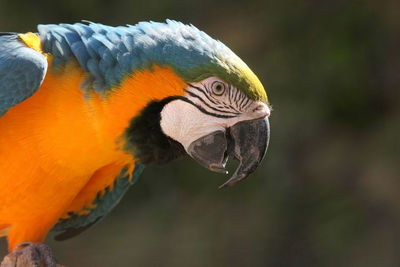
[{"xmin": 0, "ymin": 20, "xmax": 270, "ymax": 265}]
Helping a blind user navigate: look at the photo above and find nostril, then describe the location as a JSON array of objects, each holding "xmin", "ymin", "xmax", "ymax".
[
  {"xmin": 253, "ymin": 103, "xmax": 270, "ymax": 117},
  {"xmin": 254, "ymin": 104, "xmax": 264, "ymax": 111}
]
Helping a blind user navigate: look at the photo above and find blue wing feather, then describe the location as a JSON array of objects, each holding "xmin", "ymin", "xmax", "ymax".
[
  {"xmin": 0, "ymin": 34, "xmax": 47, "ymax": 116},
  {"xmin": 52, "ymin": 163, "xmax": 145, "ymax": 241}
]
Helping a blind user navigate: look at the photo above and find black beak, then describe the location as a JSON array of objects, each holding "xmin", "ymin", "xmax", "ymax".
[{"xmin": 187, "ymin": 117, "xmax": 270, "ymax": 188}]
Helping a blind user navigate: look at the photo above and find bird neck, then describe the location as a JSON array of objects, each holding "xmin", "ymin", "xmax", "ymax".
[{"xmin": 123, "ymin": 96, "xmax": 186, "ymax": 165}]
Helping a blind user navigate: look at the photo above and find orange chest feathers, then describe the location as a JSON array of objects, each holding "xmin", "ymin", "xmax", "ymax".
[
  {"xmin": 0, "ymin": 62, "xmax": 186, "ymax": 216},
  {"xmin": 0, "ymin": 63, "xmax": 186, "ymax": 170}
]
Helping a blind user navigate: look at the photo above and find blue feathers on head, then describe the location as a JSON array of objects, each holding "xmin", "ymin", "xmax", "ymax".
[{"xmin": 38, "ymin": 20, "xmax": 237, "ymax": 93}]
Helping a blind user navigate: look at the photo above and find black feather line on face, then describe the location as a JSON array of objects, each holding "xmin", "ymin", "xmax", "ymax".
[
  {"xmin": 187, "ymin": 83, "xmax": 220, "ymax": 106},
  {"xmin": 176, "ymin": 96, "xmax": 238, "ymax": 118},
  {"xmin": 183, "ymin": 89, "xmax": 241, "ymax": 115},
  {"xmin": 124, "ymin": 96, "xmax": 186, "ymax": 165}
]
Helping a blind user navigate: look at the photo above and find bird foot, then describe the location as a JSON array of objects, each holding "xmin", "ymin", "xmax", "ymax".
[{"xmin": 1, "ymin": 242, "xmax": 63, "ymax": 267}]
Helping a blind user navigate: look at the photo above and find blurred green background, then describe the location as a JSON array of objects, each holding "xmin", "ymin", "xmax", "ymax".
[{"xmin": 0, "ymin": 0, "xmax": 399, "ymax": 266}]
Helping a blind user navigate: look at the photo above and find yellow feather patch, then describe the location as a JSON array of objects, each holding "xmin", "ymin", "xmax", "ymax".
[{"xmin": 18, "ymin": 32, "xmax": 43, "ymax": 53}]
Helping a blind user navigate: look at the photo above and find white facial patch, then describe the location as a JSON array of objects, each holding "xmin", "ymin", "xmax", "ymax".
[{"xmin": 160, "ymin": 77, "xmax": 270, "ymax": 152}]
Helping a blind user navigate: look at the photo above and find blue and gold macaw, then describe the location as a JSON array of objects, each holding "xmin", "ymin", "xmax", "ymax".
[{"xmin": 0, "ymin": 20, "xmax": 270, "ymax": 265}]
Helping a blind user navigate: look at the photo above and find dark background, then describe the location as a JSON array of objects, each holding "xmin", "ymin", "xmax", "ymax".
[{"xmin": 1, "ymin": 0, "xmax": 399, "ymax": 266}]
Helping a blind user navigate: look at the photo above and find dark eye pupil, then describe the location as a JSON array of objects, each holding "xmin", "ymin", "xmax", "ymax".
[{"xmin": 212, "ymin": 82, "xmax": 224, "ymax": 95}]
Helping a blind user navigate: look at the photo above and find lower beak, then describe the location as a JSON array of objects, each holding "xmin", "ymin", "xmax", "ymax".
[{"xmin": 187, "ymin": 117, "xmax": 270, "ymax": 188}]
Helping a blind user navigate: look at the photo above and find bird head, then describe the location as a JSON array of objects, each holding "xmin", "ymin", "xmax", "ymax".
[
  {"xmin": 160, "ymin": 79, "xmax": 270, "ymax": 188},
  {"xmin": 117, "ymin": 20, "xmax": 271, "ymax": 188}
]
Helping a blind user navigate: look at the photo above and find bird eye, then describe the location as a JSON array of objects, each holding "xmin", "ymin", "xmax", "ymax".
[{"xmin": 211, "ymin": 81, "xmax": 225, "ymax": 96}]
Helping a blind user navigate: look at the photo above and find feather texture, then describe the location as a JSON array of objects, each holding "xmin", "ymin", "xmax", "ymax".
[
  {"xmin": 39, "ymin": 21, "xmax": 267, "ymax": 101},
  {"xmin": 0, "ymin": 33, "xmax": 47, "ymax": 115},
  {"xmin": 52, "ymin": 164, "xmax": 144, "ymax": 240}
]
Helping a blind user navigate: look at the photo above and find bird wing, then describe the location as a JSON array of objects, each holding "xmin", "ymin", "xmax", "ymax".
[
  {"xmin": 51, "ymin": 164, "xmax": 145, "ymax": 241},
  {"xmin": 0, "ymin": 33, "xmax": 48, "ymax": 117}
]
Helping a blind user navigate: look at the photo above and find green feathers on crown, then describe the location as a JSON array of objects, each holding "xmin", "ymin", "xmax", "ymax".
[{"xmin": 183, "ymin": 53, "xmax": 268, "ymax": 103}]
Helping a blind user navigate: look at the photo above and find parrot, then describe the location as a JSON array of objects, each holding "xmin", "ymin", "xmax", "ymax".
[{"xmin": 0, "ymin": 20, "xmax": 270, "ymax": 265}]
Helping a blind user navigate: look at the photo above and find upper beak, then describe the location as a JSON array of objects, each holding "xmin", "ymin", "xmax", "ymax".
[{"xmin": 187, "ymin": 116, "xmax": 270, "ymax": 188}]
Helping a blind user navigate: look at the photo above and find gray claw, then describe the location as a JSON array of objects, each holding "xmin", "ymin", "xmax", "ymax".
[{"xmin": 1, "ymin": 242, "xmax": 60, "ymax": 267}]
